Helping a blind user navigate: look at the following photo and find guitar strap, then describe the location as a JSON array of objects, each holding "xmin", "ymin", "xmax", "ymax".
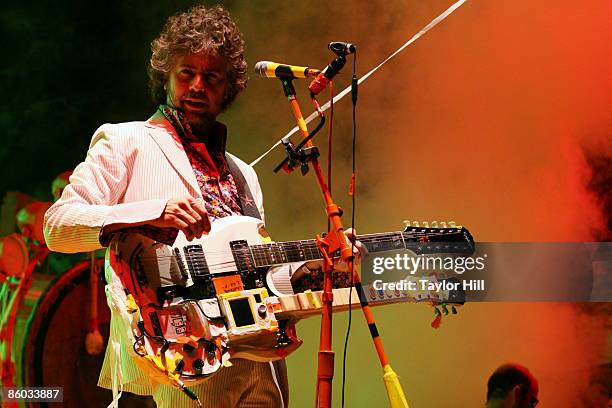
[{"xmin": 226, "ymin": 153, "xmax": 262, "ymax": 220}]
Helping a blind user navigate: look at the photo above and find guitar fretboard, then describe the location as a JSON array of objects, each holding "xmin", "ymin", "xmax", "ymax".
[
  {"xmin": 250, "ymin": 240, "xmax": 322, "ymax": 266},
  {"xmin": 249, "ymin": 229, "xmax": 469, "ymax": 268}
]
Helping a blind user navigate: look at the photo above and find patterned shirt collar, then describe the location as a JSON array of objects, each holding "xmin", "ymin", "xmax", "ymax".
[{"xmin": 156, "ymin": 104, "xmax": 228, "ymax": 155}]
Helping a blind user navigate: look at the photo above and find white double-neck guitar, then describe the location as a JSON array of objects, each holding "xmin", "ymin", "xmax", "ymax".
[{"xmin": 108, "ymin": 215, "xmax": 474, "ymax": 388}]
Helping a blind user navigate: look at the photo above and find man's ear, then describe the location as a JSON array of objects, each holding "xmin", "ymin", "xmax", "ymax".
[{"xmin": 509, "ymin": 385, "xmax": 523, "ymax": 405}]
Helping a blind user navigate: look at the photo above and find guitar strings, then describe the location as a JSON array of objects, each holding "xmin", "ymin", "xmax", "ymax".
[
  {"xmin": 135, "ymin": 228, "xmax": 466, "ymax": 258},
  {"xmin": 131, "ymin": 228, "xmax": 471, "ymax": 278},
  {"xmin": 137, "ymin": 240, "xmax": 470, "ymax": 263},
  {"xmin": 135, "ymin": 231, "xmax": 470, "ymax": 264},
  {"xmin": 139, "ymin": 245, "xmax": 471, "ymax": 269}
]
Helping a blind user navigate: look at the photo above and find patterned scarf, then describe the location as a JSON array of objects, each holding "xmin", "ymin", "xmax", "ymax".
[
  {"xmin": 159, "ymin": 104, "xmax": 228, "ymax": 175},
  {"xmin": 158, "ymin": 104, "xmax": 242, "ymax": 219}
]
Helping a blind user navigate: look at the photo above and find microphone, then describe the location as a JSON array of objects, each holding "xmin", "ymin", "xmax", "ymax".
[
  {"xmin": 308, "ymin": 41, "xmax": 356, "ymax": 96},
  {"xmin": 328, "ymin": 42, "xmax": 356, "ymax": 56},
  {"xmin": 255, "ymin": 61, "xmax": 320, "ymax": 79}
]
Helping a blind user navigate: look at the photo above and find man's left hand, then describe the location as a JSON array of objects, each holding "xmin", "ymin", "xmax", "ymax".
[{"xmin": 304, "ymin": 228, "xmax": 367, "ymax": 273}]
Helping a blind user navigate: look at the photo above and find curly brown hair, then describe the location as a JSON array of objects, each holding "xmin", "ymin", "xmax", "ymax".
[{"xmin": 148, "ymin": 5, "xmax": 248, "ymax": 110}]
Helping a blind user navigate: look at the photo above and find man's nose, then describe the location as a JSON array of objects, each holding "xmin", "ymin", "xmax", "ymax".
[{"xmin": 190, "ymin": 74, "xmax": 206, "ymax": 91}]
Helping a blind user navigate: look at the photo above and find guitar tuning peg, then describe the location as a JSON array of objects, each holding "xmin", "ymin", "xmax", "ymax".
[
  {"xmin": 412, "ymin": 221, "xmax": 420, "ymax": 227},
  {"xmin": 431, "ymin": 221, "xmax": 438, "ymax": 228},
  {"xmin": 422, "ymin": 221, "xmax": 429, "ymax": 228},
  {"xmin": 440, "ymin": 222, "xmax": 447, "ymax": 228},
  {"xmin": 431, "ymin": 307, "xmax": 442, "ymax": 329},
  {"xmin": 449, "ymin": 221, "xmax": 456, "ymax": 228}
]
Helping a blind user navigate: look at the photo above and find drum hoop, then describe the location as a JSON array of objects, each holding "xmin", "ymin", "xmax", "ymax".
[
  {"xmin": 21, "ymin": 258, "xmax": 105, "ymax": 398},
  {"xmin": 0, "ymin": 233, "xmax": 29, "ymax": 278}
]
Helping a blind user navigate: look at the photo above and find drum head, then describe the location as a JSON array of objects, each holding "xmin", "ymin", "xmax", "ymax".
[
  {"xmin": 21, "ymin": 260, "xmax": 113, "ymax": 407},
  {"xmin": 11, "ymin": 260, "xmax": 154, "ymax": 407}
]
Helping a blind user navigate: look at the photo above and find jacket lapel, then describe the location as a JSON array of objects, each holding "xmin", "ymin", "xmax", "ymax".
[{"xmin": 144, "ymin": 113, "xmax": 201, "ymax": 197}]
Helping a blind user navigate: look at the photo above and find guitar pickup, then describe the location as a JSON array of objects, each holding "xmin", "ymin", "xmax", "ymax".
[{"xmin": 183, "ymin": 244, "xmax": 211, "ymax": 284}]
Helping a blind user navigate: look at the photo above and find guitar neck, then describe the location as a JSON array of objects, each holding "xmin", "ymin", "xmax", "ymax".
[{"xmin": 250, "ymin": 229, "xmax": 470, "ymax": 268}]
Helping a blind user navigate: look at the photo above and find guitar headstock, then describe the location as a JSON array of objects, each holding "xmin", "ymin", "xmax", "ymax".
[{"xmin": 401, "ymin": 220, "xmax": 475, "ymax": 255}]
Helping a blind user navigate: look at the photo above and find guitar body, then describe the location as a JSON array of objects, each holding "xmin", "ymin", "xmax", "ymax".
[
  {"xmin": 107, "ymin": 215, "xmax": 473, "ymax": 387},
  {"xmin": 107, "ymin": 216, "xmax": 302, "ymax": 386}
]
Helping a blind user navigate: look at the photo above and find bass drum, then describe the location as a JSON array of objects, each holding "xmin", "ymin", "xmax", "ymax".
[{"xmin": 12, "ymin": 260, "xmax": 112, "ymax": 407}]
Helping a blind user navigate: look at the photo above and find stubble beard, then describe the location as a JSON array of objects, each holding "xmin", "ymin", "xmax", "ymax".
[{"xmin": 184, "ymin": 110, "xmax": 216, "ymax": 135}]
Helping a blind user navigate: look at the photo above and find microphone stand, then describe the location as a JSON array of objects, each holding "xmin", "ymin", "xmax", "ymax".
[
  {"xmin": 274, "ymin": 77, "xmax": 353, "ymax": 408},
  {"xmin": 273, "ymin": 50, "xmax": 408, "ymax": 407}
]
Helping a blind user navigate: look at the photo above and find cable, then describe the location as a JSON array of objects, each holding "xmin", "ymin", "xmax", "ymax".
[
  {"xmin": 327, "ymin": 82, "xmax": 334, "ymax": 232},
  {"xmin": 341, "ymin": 50, "xmax": 357, "ymax": 408}
]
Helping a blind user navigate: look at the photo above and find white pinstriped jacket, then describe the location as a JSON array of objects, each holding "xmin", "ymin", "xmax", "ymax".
[
  {"xmin": 44, "ymin": 115, "xmax": 264, "ymax": 253},
  {"xmin": 43, "ymin": 115, "xmax": 268, "ymax": 396}
]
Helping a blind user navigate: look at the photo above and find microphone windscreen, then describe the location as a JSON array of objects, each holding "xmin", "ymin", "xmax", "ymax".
[{"xmin": 254, "ymin": 61, "xmax": 269, "ymax": 77}]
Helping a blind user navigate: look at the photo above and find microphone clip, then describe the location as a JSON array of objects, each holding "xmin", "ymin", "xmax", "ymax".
[
  {"xmin": 308, "ymin": 41, "xmax": 355, "ymax": 97},
  {"xmin": 278, "ymin": 137, "xmax": 320, "ymax": 175}
]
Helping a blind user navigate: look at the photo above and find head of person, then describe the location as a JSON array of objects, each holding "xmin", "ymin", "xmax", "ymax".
[
  {"xmin": 149, "ymin": 5, "xmax": 247, "ymax": 131},
  {"xmin": 486, "ymin": 363, "xmax": 539, "ymax": 408}
]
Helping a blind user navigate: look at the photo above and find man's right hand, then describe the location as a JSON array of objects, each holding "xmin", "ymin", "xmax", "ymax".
[{"xmin": 148, "ymin": 197, "xmax": 211, "ymax": 241}]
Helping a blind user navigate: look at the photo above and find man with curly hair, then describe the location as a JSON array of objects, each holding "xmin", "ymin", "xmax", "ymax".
[{"xmin": 45, "ymin": 5, "xmax": 289, "ymax": 407}]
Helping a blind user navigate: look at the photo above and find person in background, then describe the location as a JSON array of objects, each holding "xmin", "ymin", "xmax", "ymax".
[{"xmin": 485, "ymin": 363, "xmax": 539, "ymax": 408}]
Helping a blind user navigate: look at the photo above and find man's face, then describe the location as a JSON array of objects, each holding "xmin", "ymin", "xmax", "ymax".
[{"xmin": 166, "ymin": 51, "xmax": 228, "ymax": 131}]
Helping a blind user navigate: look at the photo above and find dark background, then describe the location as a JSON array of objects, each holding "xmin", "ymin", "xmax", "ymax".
[{"xmin": 1, "ymin": 1, "xmax": 207, "ymax": 200}]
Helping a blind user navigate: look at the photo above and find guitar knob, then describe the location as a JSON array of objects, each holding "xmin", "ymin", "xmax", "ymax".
[
  {"xmin": 422, "ymin": 221, "xmax": 429, "ymax": 228},
  {"xmin": 412, "ymin": 221, "xmax": 420, "ymax": 227},
  {"xmin": 440, "ymin": 222, "xmax": 447, "ymax": 228},
  {"xmin": 431, "ymin": 221, "xmax": 438, "ymax": 228},
  {"xmin": 258, "ymin": 304, "xmax": 267, "ymax": 318},
  {"xmin": 449, "ymin": 221, "xmax": 456, "ymax": 228},
  {"xmin": 192, "ymin": 359, "xmax": 204, "ymax": 370},
  {"xmin": 205, "ymin": 342, "xmax": 217, "ymax": 358},
  {"xmin": 402, "ymin": 220, "xmax": 411, "ymax": 228},
  {"xmin": 276, "ymin": 328, "xmax": 291, "ymax": 346},
  {"xmin": 182, "ymin": 343, "xmax": 196, "ymax": 355}
]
